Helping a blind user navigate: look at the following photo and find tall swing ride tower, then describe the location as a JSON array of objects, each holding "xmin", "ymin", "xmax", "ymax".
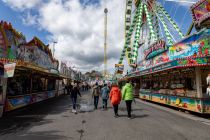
[{"xmin": 104, "ymin": 8, "xmax": 108, "ymax": 77}]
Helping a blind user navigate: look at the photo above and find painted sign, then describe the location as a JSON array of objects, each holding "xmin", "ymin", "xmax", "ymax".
[
  {"xmin": 4, "ymin": 63, "xmax": 16, "ymax": 78},
  {"xmin": 140, "ymin": 92, "xmax": 203, "ymax": 113},
  {"xmin": 5, "ymin": 92, "xmax": 56, "ymax": 111},
  {"xmin": 50, "ymin": 69, "xmax": 59, "ymax": 74},
  {"xmin": 115, "ymin": 64, "xmax": 124, "ymax": 74},
  {"xmin": 137, "ymin": 29, "xmax": 210, "ymax": 73},
  {"xmin": 144, "ymin": 40, "xmax": 167, "ymax": 59},
  {"xmin": 191, "ymin": 0, "xmax": 210, "ymax": 24},
  {"xmin": 17, "ymin": 45, "xmax": 58, "ymax": 70},
  {"xmin": 135, "ymin": 57, "xmax": 210, "ymax": 77},
  {"xmin": 6, "ymin": 95, "xmax": 32, "ymax": 111}
]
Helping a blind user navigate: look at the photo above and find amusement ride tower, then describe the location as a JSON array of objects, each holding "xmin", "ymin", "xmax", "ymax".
[{"xmin": 104, "ymin": 8, "xmax": 108, "ymax": 78}]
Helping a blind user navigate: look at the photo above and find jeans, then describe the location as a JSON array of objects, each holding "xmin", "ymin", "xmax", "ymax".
[
  {"xmin": 102, "ymin": 99, "xmax": 108, "ymax": 109},
  {"xmin": 125, "ymin": 100, "xmax": 132, "ymax": 117},
  {"xmin": 113, "ymin": 104, "xmax": 118, "ymax": 115},
  {"xmin": 71, "ymin": 97, "xmax": 77, "ymax": 109},
  {"xmin": 94, "ymin": 96, "xmax": 99, "ymax": 109}
]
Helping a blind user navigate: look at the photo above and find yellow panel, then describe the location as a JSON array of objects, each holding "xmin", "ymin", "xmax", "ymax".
[{"xmin": 135, "ymin": 0, "xmax": 140, "ymax": 7}]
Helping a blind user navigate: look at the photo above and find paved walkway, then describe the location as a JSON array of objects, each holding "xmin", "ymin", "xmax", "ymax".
[{"xmin": 0, "ymin": 91, "xmax": 210, "ymax": 140}]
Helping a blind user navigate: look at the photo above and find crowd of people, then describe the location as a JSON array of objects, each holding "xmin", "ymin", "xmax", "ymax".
[
  {"xmin": 91, "ymin": 79, "xmax": 134, "ymax": 119},
  {"xmin": 65, "ymin": 79, "xmax": 135, "ymax": 119}
]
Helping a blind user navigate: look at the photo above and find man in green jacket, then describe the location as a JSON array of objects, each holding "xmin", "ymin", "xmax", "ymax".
[{"xmin": 122, "ymin": 79, "xmax": 134, "ymax": 119}]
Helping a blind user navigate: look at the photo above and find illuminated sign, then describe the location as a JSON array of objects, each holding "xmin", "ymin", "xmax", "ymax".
[
  {"xmin": 144, "ymin": 40, "xmax": 167, "ymax": 60},
  {"xmin": 191, "ymin": 0, "xmax": 210, "ymax": 25}
]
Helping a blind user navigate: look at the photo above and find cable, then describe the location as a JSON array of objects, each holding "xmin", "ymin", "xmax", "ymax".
[
  {"xmin": 180, "ymin": 9, "xmax": 189, "ymax": 33},
  {"xmin": 172, "ymin": 4, "xmax": 180, "ymax": 20}
]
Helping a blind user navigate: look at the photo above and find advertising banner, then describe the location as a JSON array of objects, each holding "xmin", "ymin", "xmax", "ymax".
[
  {"xmin": 115, "ymin": 64, "xmax": 124, "ymax": 74},
  {"xmin": 4, "ymin": 63, "xmax": 16, "ymax": 78},
  {"xmin": 191, "ymin": 0, "xmax": 210, "ymax": 23}
]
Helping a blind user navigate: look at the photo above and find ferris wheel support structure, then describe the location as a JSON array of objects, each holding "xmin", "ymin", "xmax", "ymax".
[
  {"xmin": 117, "ymin": 0, "xmax": 185, "ymax": 68},
  {"xmin": 158, "ymin": 5, "xmax": 184, "ymax": 38},
  {"xmin": 156, "ymin": 10, "xmax": 174, "ymax": 45},
  {"xmin": 119, "ymin": 4, "xmax": 141, "ymax": 64},
  {"xmin": 131, "ymin": 3, "xmax": 144, "ymax": 63}
]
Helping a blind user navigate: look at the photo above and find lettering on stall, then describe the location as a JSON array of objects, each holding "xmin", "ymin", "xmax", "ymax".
[
  {"xmin": 140, "ymin": 62, "xmax": 174, "ymax": 75},
  {"xmin": 144, "ymin": 40, "xmax": 167, "ymax": 60}
]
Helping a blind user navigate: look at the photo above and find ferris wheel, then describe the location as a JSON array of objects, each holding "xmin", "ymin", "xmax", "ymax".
[{"xmin": 118, "ymin": 0, "xmax": 193, "ymax": 67}]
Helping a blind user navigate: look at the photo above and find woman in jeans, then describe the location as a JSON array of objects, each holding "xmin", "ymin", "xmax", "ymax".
[{"xmin": 109, "ymin": 83, "xmax": 121, "ymax": 117}]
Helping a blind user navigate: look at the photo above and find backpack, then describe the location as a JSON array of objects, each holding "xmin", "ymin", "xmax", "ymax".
[{"xmin": 93, "ymin": 87, "xmax": 100, "ymax": 96}]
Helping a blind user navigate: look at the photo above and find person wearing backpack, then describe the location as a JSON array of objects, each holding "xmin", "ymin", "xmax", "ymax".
[
  {"xmin": 100, "ymin": 83, "xmax": 110, "ymax": 110},
  {"xmin": 92, "ymin": 82, "xmax": 100, "ymax": 109},
  {"xmin": 109, "ymin": 83, "xmax": 121, "ymax": 117},
  {"xmin": 122, "ymin": 79, "xmax": 134, "ymax": 119}
]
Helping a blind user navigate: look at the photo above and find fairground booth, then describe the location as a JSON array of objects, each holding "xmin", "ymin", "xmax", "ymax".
[
  {"xmin": 0, "ymin": 21, "xmax": 64, "ymax": 117},
  {"xmin": 119, "ymin": 0, "xmax": 210, "ymax": 114}
]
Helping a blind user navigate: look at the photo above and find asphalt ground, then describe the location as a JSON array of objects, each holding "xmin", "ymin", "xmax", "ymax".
[{"xmin": 0, "ymin": 91, "xmax": 210, "ymax": 140}]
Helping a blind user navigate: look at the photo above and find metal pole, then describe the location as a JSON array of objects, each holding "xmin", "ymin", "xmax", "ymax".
[{"xmin": 53, "ymin": 42, "xmax": 57, "ymax": 58}]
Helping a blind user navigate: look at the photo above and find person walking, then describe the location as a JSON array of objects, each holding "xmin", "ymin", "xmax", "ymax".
[
  {"xmin": 101, "ymin": 83, "xmax": 110, "ymax": 110},
  {"xmin": 122, "ymin": 79, "xmax": 134, "ymax": 119},
  {"xmin": 71, "ymin": 83, "xmax": 81, "ymax": 114},
  {"xmin": 109, "ymin": 83, "xmax": 121, "ymax": 118},
  {"xmin": 66, "ymin": 83, "xmax": 73, "ymax": 95},
  {"xmin": 92, "ymin": 82, "xmax": 100, "ymax": 109}
]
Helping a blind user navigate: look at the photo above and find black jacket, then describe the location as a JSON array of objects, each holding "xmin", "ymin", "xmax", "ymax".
[
  {"xmin": 71, "ymin": 86, "xmax": 81, "ymax": 98},
  {"xmin": 66, "ymin": 85, "xmax": 73, "ymax": 95}
]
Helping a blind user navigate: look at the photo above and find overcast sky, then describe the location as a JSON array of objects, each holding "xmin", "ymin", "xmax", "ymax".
[{"xmin": 0, "ymin": 0, "xmax": 197, "ymax": 73}]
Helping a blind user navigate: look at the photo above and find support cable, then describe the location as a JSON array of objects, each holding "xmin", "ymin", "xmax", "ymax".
[
  {"xmin": 158, "ymin": 5, "xmax": 184, "ymax": 38},
  {"xmin": 156, "ymin": 10, "xmax": 174, "ymax": 45}
]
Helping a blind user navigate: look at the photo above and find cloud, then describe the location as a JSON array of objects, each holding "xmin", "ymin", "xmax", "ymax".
[
  {"xmin": 3, "ymin": 0, "xmax": 195, "ymax": 74},
  {"xmin": 2, "ymin": 0, "xmax": 42, "ymax": 10},
  {"xmin": 4, "ymin": 0, "xmax": 126, "ymax": 73},
  {"xmin": 22, "ymin": 12, "xmax": 39, "ymax": 26}
]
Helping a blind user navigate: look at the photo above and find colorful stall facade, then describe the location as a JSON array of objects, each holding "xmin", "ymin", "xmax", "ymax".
[
  {"xmin": 121, "ymin": 0, "xmax": 210, "ymax": 114},
  {"xmin": 126, "ymin": 28, "xmax": 210, "ymax": 114},
  {"xmin": 0, "ymin": 21, "xmax": 64, "ymax": 116}
]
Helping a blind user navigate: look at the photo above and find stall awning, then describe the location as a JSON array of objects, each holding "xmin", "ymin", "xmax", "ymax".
[
  {"xmin": 127, "ymin": 56, "xmax": 210, "ymax": 77},
  {"xmin": 0, "ymin": 59, "xmax": 63, "ymax": 78}
]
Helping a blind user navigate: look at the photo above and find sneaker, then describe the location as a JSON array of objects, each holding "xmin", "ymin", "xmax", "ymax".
[
  {"xmin": 72, "ymin": 109, "xmax": 76, "ymax": 113},
  {"xmin": 114, "ymin": 114, "xmax": 119, "ymax": 118}
]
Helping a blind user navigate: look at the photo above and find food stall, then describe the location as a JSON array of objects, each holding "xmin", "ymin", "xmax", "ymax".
[
  {"xmin": 0, "ymin": 21, "xmax": 64, "ymax": 117},
  {"xmin": 125, "ymin": 0, "xmax": 210, "ymax": 114},
  {"xmin": 126, "ymin": 28, "xmax": 210, "ymax": 113}
]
